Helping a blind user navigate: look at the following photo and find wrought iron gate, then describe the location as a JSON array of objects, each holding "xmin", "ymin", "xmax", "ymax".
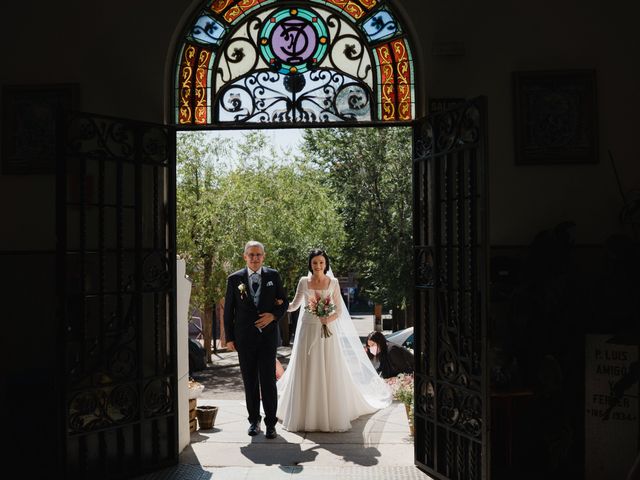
[
  {"xmin": 57, "ymin": 112, "xmax": 177, "ymax": 478},
  {"xmin": 412, "ymin": 97, "xmax": 489, "ymax": 480}
]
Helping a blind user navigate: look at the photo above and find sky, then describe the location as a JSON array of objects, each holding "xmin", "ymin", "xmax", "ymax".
[{"xmin": 206, "ymin": 128, "xmax": 305, "ymax": 159}]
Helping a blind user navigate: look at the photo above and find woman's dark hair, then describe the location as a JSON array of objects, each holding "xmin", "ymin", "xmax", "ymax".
[
  {"xmin": 366, "ymin": 331, "xmax": 388, "ymax": 358},
  {"xmin": 307, "ymin": 248, "xmax": 330, "ymax": 274}
]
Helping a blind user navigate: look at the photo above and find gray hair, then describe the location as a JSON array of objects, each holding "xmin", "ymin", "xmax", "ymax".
[{"xmin": 244, "ymin": 240, "xmax": 265, "ymax": 254}]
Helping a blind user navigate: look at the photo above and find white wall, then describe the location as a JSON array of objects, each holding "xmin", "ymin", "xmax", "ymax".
[
  {"xmin": 176, "ymin": 258, "xmax": 192, "ymax": 452},
  {"xmin": 405, "ymin": 0, "xmax": 640, "ymax": 244}
]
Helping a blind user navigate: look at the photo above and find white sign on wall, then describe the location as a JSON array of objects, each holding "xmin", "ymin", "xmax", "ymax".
[{"xmin": 585, "ymin": 334, "xmax": 638, "ymax": 480}]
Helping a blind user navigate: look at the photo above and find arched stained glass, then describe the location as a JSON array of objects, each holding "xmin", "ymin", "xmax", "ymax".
[
  {"xmin": 188, "ymin": 15, "xmax": 227, "ymax": 45},
  {"xmin": 175, "ymin": 0, "xmax": 415, "ymax": 125}
]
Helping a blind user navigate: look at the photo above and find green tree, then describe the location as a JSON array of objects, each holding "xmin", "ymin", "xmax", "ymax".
[
  {"xmin": 177, "ymin": 130, "xmax": 345, "ymax": 353},
  {"xmin": 208, "ymin": 154, "xmax": 346, "ymax": 298},
  {"xmin": 177, "ymin": 131, "xmax": 234, "ymax": 354},
  {"xmin": 301, "ymin": 127, "xmax": 413, "ymax": 320}
]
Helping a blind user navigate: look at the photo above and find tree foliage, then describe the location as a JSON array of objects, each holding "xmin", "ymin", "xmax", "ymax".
[
  {"xmin": 176, "ymin": 130, "xmax": 345, "ymax": 317},
  {"xmin": 301, "ymin": 127, "xmax": 413, "ymax": 310}
]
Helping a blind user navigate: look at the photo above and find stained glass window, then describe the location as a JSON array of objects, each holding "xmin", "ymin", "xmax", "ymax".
[
  {"xmin": 187, "ymin": 15, "xmax": 227, "ymax": 46},
  {"xmin": 175, "ymin": 0, "xmax": 415, "ymax": 125}
]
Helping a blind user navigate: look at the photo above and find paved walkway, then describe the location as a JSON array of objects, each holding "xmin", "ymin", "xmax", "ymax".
[
  {"xmin": 194, "ymin": 314, "xmax": 384, "ymax": 401},
  {"xmin": 136, "ymin": 315, "xmax": 432, "ymax": 479},
  {"xmin": 175, "ymin": 398, "xmax": 428, "ymax": 479}
]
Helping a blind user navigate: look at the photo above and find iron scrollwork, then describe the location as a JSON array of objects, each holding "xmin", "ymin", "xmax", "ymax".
[
  {"xmin": 141, "ymin": 126, "xmax": 168, "ymax": 164},
  {"xmin": 433, "ymin": 101, "xmax": 481, "ymax": 155},
  {"xmin": 218, "ymin": 69, "xmax": 371, "ymax": 122},
  {"xmin": 67, "ymin": 115, "xmax": 135, "ymax": 160},
  {"xmin": 415, "ymin": 247, "xmax": 434, "ymax": 286},
  {"xmin": 68, "ymin": 384, "xmax": 138, "ymax": 433},
  {"xmin": 214, "ymin": 5, "xmax": 374, "ymax": 124},
  {"xmin": 416, "ymin": 376, "xmax": 436, "ymax": 419},
  {"xmin": 437, "ymin": 384, "xmax": 482, "ymax": 438},
  {"xmin": 414, "ymin": 119, "xmax": 433, "ymax": 159},
  {"xmin": 143, "ymin": 378, "xmax": 173, "ymax": 418},
  {"xmin": 142, "ymin": 251, "xmax": 171, "ymax": 291}
]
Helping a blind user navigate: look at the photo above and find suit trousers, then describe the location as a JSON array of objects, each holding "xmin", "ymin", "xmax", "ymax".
[{"xmin": 236, "ymin": 328, "xmax": 279, "ymax": 427}]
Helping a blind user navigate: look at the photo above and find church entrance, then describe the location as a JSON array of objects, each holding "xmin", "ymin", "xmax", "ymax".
[{"xmin": 55, "ymin": 2, "xmax": 490, "ymax": 478}]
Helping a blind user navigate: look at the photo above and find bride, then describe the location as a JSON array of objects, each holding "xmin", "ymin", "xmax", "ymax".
[{"xmin": 276, "ymin": 249, "xmax": 391, "ymax": 432}]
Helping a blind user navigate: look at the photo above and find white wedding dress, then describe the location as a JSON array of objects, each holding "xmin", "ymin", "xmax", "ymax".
[{"xmin": 276, "ymin": 275, "xmax": 392, "ymax": 432}]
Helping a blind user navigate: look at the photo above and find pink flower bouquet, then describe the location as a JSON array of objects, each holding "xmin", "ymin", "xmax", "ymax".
[{"xmin": 305, "ymin": 293, "xmax": 336, "ymax": 338}]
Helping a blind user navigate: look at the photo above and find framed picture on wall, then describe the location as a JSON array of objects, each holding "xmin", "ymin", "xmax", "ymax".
[
  {"xmin": 513, "ymin": 70, "xmax": 598, "ymax": 165},
  {"xmin": 1, "ymin": 83, "xmax": 80, "ymax": 174}
]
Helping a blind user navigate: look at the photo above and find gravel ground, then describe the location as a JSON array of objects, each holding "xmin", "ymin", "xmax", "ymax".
[{"xmin": 190, "ymin": 346, "xmax": 292, "ymax": 400}]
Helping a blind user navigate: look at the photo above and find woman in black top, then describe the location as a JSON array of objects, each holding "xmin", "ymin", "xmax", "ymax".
[{"xmin": 365, "ymin": 331, "xmax": 414, "ymax": 379}]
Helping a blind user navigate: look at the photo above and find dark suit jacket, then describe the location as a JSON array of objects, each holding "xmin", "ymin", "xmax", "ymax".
[{"xmin": 223, "ymin": 266, "xmax": 288, "ymax": 347}]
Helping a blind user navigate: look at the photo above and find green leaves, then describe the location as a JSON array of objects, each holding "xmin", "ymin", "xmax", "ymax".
[
  {"xmin": 302, "ymin": 127, "xmax": 413, "ymax": 310},
  {"xmin": 177, "ymin": 131, "xmax": 345, "ymax": 311},
  {"xmin": 177, "ymin": 125, "xmax": 412, "ymax": 316}
]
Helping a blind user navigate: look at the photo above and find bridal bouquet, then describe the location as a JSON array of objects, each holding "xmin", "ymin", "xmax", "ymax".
[{"xmin": 305, "ymin": 293, "xmax": 336, "ymax": 338}]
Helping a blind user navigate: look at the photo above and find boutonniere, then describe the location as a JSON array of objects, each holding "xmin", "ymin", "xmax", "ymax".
[
  {"xmin": 238, "ymin": 283, "xmax": 247, "ymax": 300},
  {"xmin": 266, "ymin": 280, "xmax": 274, "ymax": 287}
]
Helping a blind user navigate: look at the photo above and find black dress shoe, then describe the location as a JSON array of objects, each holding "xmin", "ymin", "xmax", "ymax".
[
  {"xmin": 265, "ymin": 426, "xmax": 277, "ymax": 439},
  {"xmin": 248, "ymin": 423, "xmax": 261, "ymax": 436}
]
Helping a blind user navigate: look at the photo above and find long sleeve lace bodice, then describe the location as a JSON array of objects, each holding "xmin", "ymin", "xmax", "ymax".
[{"xmin": 287, "ymin": 277, "xmax": 307, "ymax": 312}]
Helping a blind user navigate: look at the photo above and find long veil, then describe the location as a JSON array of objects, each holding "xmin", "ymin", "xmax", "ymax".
[{"xmin": 277, "ymin": 268, "xmax": 392, "ymax": 409}]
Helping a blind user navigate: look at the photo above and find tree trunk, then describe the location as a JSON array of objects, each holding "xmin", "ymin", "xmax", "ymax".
[
  {"xmin": 374, "ymin": 304, "xmax": 383, "ymax": 332},
  {"xmin": 202, "ymin": 255, "xmax": 213, "ymax": 363},
  {"xmin": 217, "ymin": 299, "xmax": 226, "ymax": 347},
  {"xmin": 392, "ymin": 307, "xmax": 406, "ymax": 331},
  {"xmin": 405, "ymin": 300, "xmax": 414, "ymax": 327},
  {"xmin": 203, "ymin": 304, "xmax": 214, "ymax": 361}
]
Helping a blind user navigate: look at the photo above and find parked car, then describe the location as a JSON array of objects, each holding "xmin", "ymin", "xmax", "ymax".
[
  {"xmin": 188, "ymin": 315, "xmax": 203, "ymax": 341},
  {"xmin": 385, "ymin": 326, "xmax": 414, "ymax": 350},
  {"xmin": 188, "ymin": 338, "xmax": 207, "ymax": 373}
]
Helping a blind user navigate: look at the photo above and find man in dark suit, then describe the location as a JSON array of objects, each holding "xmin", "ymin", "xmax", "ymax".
[{"xmin": 223, "ymin": 240, "xmax": 289, "ymax": 439}]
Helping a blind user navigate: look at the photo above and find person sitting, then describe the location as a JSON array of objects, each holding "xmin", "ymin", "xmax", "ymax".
[{"xmin": 365, "ymin": 331, "xmax": 414, "ymax": 379}]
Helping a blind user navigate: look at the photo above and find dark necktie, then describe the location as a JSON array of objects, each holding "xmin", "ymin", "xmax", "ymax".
[{"xmin": 250, "ymin": 272, "xmax": 260, "ymax": 305}]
